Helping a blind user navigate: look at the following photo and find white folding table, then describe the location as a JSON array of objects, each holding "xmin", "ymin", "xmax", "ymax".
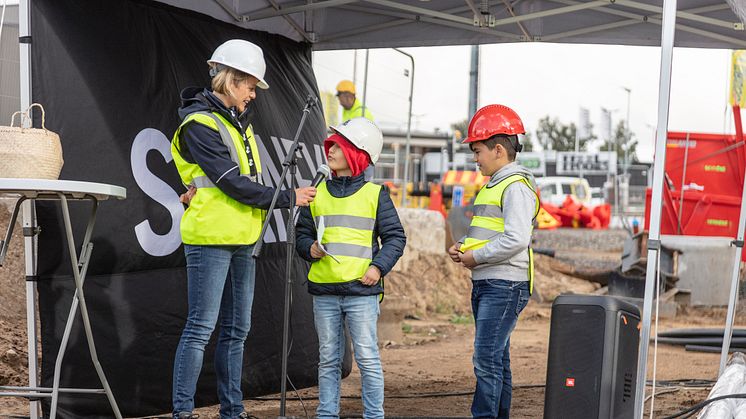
[{"xmin": 0, "ymin": 179, "xmax": 125, "ymax": 419}]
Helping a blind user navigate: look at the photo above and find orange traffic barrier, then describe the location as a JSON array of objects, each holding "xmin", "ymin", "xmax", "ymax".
[{"xmin": 540, "ymin": 195, "xmax": 610, "ymax": 229}]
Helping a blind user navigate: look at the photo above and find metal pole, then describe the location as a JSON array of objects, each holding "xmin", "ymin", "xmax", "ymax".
[
  {"xmin": 624, "ymin": 86, "xmax": 632, "ymax": 214},
  {"xmin": 719, "ymin": 164, "xmax": 746, "ymax": 376},
  {"xmin": 362, "ymin": 49, "xmax": 369, "ymax": 116},
  {"xmin": 19, "ymin": 1, "xmax": 38, "ymax": 417},
  {"xmin": 634, "ymin": 0, "xmax": 678, "ymax": 417},
  {"xmin": 394, "ymin": 48, "xmax": 414, "ymax": 208},
  {"xmin": 468, "ymin": 45, "xmax": 479, "ymax": 116},
  {"xmin": 624, "ymin": 86, "xmax": 632, "ymax": 179},
  {"xmin": 352, "ymin": 50, "xmax": 358, "ymax": 85}
]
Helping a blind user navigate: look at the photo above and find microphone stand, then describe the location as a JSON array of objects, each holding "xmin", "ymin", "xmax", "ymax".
[{"xmin": 252, "ymin": 95, "xmax": 317, "ymax": 418}]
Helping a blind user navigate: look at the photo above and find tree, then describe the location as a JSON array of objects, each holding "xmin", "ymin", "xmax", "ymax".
[
  {"xmin": 520, "ymin": 132, "xmax": 534, "ymax": 152},
  {"xmin": 599, "ymin": 120, "xmax": 639, "ymax": 163},
  {"xmin": 534, "ymin": 116, "xmax": 595, "ymax": 151}
]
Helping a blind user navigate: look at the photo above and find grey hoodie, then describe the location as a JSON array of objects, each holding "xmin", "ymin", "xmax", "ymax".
[{"xmin": 462, "ymin": 162, "xmax": 538, "ymax": 282}]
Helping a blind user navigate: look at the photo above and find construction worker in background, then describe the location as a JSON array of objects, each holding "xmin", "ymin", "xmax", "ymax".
[
  {"xmin": 447, "ymin": 104, "xmax": 539, "ymax": 419},
  {"xmin": 296, "ymin": 117, "xmax": 406, "ymax": 419},
  {"xmin": 336, "ymin": 80, "xmax": 375, "ymax": 122},
  {"xmin": 170, "ymin": 39, "xmax": 316, "ymax": 419}
]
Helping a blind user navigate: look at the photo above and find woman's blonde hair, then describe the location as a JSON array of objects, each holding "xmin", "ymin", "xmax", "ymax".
[{"xmin": 211, "ymin": 65, "xmax": 252, "ymax": 99}]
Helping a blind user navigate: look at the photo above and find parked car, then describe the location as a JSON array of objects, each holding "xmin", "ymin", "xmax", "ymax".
[
  {"xmin": 535, "ymin": 176, "xmax": 592, "ymax": 207},
  {"xmin": 589, "ymin": 186, "xmax": 607, "ymax": 206}
]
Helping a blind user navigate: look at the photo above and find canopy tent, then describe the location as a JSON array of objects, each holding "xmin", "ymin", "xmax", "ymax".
[
  {"xmin": 143, "ymin": 4, "xmax": 745, "ymax": 419},
  {"xmin": 13, "ymin": 1, "xmax": 746, "ymax": 418},
  {"xmin": 154, "ymin": 0, "xmax": 746, "ymax": 50}
]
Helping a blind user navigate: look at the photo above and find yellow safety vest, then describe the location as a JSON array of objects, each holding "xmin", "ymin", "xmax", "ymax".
[
  {"xmin": 461, "ymin": 174, "xmax": 540, "ymax": 293},
  {"xmin": 342, "ymin": 98, "xmax": 375, "ymax": 122},
  {"xmin": 171, "ymin": 111, "xmax": 265, "ymax": 245},
  {"xmin": 308, "ymin": 181, "xmax": 381, "ymax": 284}
]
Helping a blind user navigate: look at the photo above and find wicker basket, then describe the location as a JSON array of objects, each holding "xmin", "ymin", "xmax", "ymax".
[{"xmin": 0, "ymin": 103, "xmax": 63, "ymax": 179}]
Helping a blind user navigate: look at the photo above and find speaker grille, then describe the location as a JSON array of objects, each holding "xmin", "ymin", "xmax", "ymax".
[{"xmin": 544, "ymin": 304, "xmax": 606, "ymax": 419}]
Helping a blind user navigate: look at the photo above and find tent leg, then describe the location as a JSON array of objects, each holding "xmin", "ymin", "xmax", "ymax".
[
  {"xmin": 634, "ymin": 0, "xmax": 678, "ymax": 418},
  {"xmin": 19, "ymin": 2, "xmax": 38, "ymax": 418},
  {"xmin": 718, "ymin": 166, "xmax": 746, "ymax": 376}
]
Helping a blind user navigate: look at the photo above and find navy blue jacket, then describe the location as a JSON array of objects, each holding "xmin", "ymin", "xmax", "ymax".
[
  {"xmin": 296, "ymin": 174, "xmax": 407, "ymax": 296},
  {"xmin": 174, "ymin": 87, "xmax": 293, "ymax": 209}
]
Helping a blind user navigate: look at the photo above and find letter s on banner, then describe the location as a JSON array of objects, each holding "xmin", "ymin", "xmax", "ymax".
[{"xmin": 131, "ymin": 128, "xmax": 183, "ymax": 257}]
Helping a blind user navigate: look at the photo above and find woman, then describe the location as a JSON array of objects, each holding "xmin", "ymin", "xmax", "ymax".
[{"xmin": 170, "ymin": 39, "xmax": 316, "ymax": 419}]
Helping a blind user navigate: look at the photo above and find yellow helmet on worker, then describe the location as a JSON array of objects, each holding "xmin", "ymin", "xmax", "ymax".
[{"xmin": 336, "ymin": 80, "xmax": 356, "ymax": 95}]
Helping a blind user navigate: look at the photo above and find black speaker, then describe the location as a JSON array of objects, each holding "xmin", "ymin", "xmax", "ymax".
[{"xmin": 544, "ymin": 295, "xmax": 640, "ymax": 419}]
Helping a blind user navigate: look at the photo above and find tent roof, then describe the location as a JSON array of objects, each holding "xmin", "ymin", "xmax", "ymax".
[{"xmin": 156, "ymin": 0, "xmax": 746, "ymax": 50}]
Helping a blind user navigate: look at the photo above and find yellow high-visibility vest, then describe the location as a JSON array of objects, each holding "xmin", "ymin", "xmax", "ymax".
[
  {"xmin": 309, "ymin": 181, "xmax": 381, "ymax": 283},
  {"xmin": 171, "ymin": 111, "xmax": 264, "ymax": 245},
  {"xmin": 461, "ymin": 173, "xmax": 540, "ymax": 293},
  {"xmin": 342, "ymin": 98, "xmax": 374, "ymax": 122}
]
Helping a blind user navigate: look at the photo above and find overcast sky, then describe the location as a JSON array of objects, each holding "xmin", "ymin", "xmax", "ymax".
[{"xmin": 312, "ymin": 43, "xmax": 735, "ymax": 163}]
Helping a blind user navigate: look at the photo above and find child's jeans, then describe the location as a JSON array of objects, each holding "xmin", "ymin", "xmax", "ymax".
[
  {"xmin": 470, "ymin": 279, "xmax": 530, "ymax": 419},
  {"xmin": 313, "ymin": 294, "xmax": 383, "ymax": 419}
]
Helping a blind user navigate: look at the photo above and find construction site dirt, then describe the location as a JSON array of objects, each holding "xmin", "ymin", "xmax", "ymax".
[{"xmin": 0, "ymin": 208, "xmax": 741, "ymax": 418}]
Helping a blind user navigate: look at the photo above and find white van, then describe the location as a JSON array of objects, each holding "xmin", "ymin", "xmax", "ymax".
[{"xmin": 535, "ymin": 176, "xmax": 592, "ymax": 206}]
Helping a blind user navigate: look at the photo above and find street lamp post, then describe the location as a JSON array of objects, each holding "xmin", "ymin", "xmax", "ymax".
[
  {"xmin": 623, "ymin": 87, "xmax": 631, "ymax": 179},
  {"xmin": 393, "ymin": 48, "xmax": 414, "ymax": 208},
  {"xmin": 622, "ymin": 86, "xmax": 632, "ymax": 214}
]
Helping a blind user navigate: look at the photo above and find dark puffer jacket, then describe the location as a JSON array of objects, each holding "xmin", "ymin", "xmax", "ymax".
[
  {"xmin": 295, "ymin": 173, "xmax": 406, "ymax": 296},
  {"xmin": 174, "ymin": 87, "xmax": 293, "ymax": 209}
]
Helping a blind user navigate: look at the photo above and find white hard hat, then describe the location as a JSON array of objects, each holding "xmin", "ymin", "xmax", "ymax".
[
  {"xmin": 331, "ymin": 118, "xmax": 383, "ymax": 165},
  {"xmin": 208, "ymin": 39, "xmax": 269, "ymax": 89}
]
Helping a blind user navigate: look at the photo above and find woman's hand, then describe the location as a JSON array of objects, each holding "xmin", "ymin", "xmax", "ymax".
[
  {"xmin": 360, "ymin": 266, "xmax": 381, "ymax": 286},
  {"xmin": 180, "ymin": 186, "xmax": 197, "ymax": 206},
  {"xmin": 310, "ymin": 240, "xmax": 325, "ymax": 259},
  {"xmin": 448, "ymin": 242, "xmax": 462, "ymax": 263},
  {"xmin": 295, "ymin": 187, "xmax": 317, "ymax": 206}
]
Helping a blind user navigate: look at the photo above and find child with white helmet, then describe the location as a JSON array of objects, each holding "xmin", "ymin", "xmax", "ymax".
[{"xmin": 295, "ymin": 117, "xmax": 406, "ymax": 419}]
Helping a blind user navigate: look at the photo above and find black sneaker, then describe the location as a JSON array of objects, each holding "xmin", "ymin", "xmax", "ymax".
[
  {"xmin": 177, "ymin": 413, "xmax": 199, "ymax": 419},
  {"xmin": 237, "ymin": 413, "xmax": 258, "ymax": 419}
]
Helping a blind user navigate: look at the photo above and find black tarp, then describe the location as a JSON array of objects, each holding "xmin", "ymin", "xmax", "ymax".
[{"xmin": 31, "ymin": 0, "xmax": 349, "ymax": 416}]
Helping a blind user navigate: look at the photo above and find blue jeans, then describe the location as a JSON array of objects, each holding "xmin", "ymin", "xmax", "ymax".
[
  {"xmin": 471, "ymin": 279, "xmax": 530, "ymax": 419},
  {"xmin": 172, "ymin": 245, "xmax": 256, "ymax": 419},
  {"xmin": 313, "ymin": 295, "xmax": 383, "ymax": 419}
]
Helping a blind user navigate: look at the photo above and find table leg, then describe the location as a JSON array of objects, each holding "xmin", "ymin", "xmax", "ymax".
[
  {"xmin": 48, "ymin": 194, "xmax": 122, "ymax": 419},
  {"xmin": 22, "ymin": 200, "xmax": 40, "ymax": 419},
  {"xmin": 0, "ymin": 196, "xmax": 24, "ymax": 266}
]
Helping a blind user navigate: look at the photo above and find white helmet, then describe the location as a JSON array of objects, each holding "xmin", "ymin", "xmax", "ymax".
[
  {"xmin": 208, "ymin": 39, "xmax": 269, "ymax": 89},
  {"xmin": 331, "ymin": 118, "xmax": 383, "ymax": 165}
]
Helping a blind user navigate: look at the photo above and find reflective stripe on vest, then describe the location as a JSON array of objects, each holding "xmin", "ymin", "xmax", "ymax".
[
  {"xmin": 171, "ymin": 111, "xmax": 265, "ymax": 245},
  {"xmin": 462, "ymin": 173, "xmax": 540, "ymax": 294},
  {"xmin": 308, "ymin": 181, "xmax": 381, "ymax": 284}
]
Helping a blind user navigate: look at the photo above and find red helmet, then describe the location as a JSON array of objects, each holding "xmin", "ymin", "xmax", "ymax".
[{"xmin": 463, "ymin": 104, "xmax": 525, "ymax": 143}]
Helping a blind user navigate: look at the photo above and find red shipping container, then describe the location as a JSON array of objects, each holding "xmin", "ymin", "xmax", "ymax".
[
  {"xmin": 664, "ymin": 132, "xmax": 746, "ymax": 197},
  {"xmin": 644, "ymin": 187, "xmax": 744, "ymax": 240}
]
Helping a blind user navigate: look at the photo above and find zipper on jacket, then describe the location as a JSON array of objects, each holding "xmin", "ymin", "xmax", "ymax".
[{"xmin": 229, "ymin": 107, "xmax": 258, "ymax": 181}]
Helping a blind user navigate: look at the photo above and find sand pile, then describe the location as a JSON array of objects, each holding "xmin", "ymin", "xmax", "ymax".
[
  {"xmin": 0, "ymin": 202, "xmax": 28, "ymax": 388},
  {"xmin": 389, "ymin": 209, "xmax": 604, "ymax": 313},
  {"xmin": 387, "ymin": 208, "xmax": 472, "ymax": 315}
]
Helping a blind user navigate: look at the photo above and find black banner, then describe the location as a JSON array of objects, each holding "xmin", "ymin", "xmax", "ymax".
[{"xmin": 31, "ymin": 0, "xmax": 349, "ymax": 416}]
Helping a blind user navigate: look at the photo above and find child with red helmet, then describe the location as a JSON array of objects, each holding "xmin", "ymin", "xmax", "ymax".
[{"xmin": 447, "ymin": 104, "xmax": 539, "ymax": 419}]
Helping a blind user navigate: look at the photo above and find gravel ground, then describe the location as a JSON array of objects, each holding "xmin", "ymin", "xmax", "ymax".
[
  {"xmin": 533, "ymin": 228, "xmax": 630, "ymax": 272},
  {"xmin": 532, "ymin": 228, "xmax": 629, "ymax": 252}
]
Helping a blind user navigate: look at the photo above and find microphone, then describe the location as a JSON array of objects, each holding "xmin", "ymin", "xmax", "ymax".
[{"xmin": 311, "ymin": 164, "xmax": 331, "ymax": 187}]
